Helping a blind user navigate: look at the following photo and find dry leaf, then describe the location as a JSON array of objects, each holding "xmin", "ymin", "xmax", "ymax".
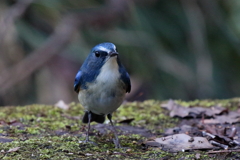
[
  {"xmin": 203, "ymin": 112, "xmax": 240, "ymax": 124},
  {"xmin": 7, "ymin": 147, "xmax": 20, "ymax": 153},
  {"xmin": 144, "ymin": 133, "xmax": 214, "ymax": 152},
  {"xmin": 162, "ymin": 100, "xmax": 226, "ymax": 118},
  {"xmin": 165, "ymin": 124, "xmax": 201, "ymax": 136}
]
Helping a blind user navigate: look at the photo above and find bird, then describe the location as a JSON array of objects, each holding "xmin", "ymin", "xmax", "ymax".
[{"xmin": 74, "ymin": 42, "xmax": 131, "ymax": 148}]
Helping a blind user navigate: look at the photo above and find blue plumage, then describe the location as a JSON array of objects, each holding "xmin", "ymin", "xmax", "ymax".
[
  {"xmin": 117, "ymin": 58, "xmax": 131, "ymax": 93},
  {"xmin": 74, "ymin": 42, "xmax": 131, "ymax": 148},
  {"xmin": 74, "ymin": 71, "xmax": 82, "ymax": 92}
]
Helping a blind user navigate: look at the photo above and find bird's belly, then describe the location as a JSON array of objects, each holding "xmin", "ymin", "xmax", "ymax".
[{"xmin": 78, "ymin": 82, "xmax": 125, "ymax": 115}]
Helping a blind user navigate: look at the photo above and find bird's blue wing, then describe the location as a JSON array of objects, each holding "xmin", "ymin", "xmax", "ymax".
[
  {"xmin": 74, "ymin": 70, "xmax": 82, "ymax": 93},
  {"xmin": 120, "ymin": 70, "xmax": 131, "ymax": 93}
]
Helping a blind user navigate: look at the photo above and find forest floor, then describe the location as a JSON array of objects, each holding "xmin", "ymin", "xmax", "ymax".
[{"xmin": 0, "ymin": 98, "xmax": 240, "ymax": 159}]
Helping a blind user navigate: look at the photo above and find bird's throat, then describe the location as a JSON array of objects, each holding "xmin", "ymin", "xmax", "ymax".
[{"xmin": 96, "ymin": 57, "xmax": 119, "ymax": 83}]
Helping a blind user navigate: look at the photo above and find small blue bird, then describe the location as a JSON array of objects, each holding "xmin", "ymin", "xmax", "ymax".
[{"xmin": 74, "ymin": 42, "xmax": 131, "ymax": 148}]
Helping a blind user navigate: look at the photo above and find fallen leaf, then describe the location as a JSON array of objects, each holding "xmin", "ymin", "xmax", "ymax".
[
  {"xmin": 55, "ymin": 100, "xmax": 69, "ymax": 110},
  {"xmin": 203, "ymin": 112, "xmax": 240, "ymax": 124},
  {"xmin": 162, "ymin": 100, "xmax": 227, "ymax": 118},
  {"xmin": 7, "ymin": 147, "xmax": 20, "ymax": 153},
  {"xmin": 0, "ymin": 120, "xmax": 25, "ymax": 127},
  {"xmin": 144, "ymin": 134, "xmax": 214, "ymax": 152},
  {"xmin": 165, "ymin": 125, "xmax": 202, "ymax": 136}
]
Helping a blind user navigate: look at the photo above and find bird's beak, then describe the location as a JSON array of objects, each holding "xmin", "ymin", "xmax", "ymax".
[{"xmin": 109, "ymin": 51, "xmax": 118, "ymax": 57}]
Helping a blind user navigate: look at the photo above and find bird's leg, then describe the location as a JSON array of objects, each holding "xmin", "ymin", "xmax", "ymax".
[
  {"xmin": 107, "ymin": 114, "xmax": 121, "ymax": 148},
  {"xmin": 84, "ymin": 111, "xmax": 97, "ymax": 145},
  {"xmin": 85, "ymin": 111, "xmax": 91, "ymax": 142}
]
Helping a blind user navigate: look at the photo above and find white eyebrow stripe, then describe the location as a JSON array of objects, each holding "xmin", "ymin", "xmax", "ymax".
[{"xmin": 97, "ymin": 46, "xmax": 111, "ymax": 53}]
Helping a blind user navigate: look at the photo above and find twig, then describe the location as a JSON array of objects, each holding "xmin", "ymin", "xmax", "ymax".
[
  {"xmin": 210, "ymin": 140, "xmax": 228, "ymax": 150},
  {"xmin": 208, "ymin": 149, "xmax": 240, "ymax": 154},
  {"xmin": 232, "ymin": 140, "xmax": 240, "ymax": 146},
  {"xmin": 202, "ymin": 131, "xmax": 215, "ymax": 139}
]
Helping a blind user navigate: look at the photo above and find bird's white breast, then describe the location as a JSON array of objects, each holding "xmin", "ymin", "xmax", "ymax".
[
  {"xmin": 78, "ymin": 57, "xmax": 126, "ymax": 115},
  {"xmin": 96, "ymin": 57, "xmax": 119, "ymax": 85}
]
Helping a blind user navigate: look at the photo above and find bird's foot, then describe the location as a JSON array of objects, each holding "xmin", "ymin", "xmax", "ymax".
[
  {"xmin": 113, "ymin": 138, "xmax": 121, "ymax": 148},
  {"xmin": 83, "ymin": 139, "xmax": 98, "ymax": 146}
]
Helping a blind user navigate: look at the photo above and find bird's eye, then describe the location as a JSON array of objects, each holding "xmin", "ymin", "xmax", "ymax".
[{"xmin": 95, "ymin": 51, "xmax": 100, "ymax": 57}]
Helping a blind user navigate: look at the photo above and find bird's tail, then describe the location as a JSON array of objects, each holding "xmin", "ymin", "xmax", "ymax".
[{"xmin": 82, "ymin": 111, "xmax": 105, "ymax": 124}]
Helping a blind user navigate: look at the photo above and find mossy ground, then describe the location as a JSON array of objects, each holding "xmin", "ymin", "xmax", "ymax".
[{"xmin": 0, "ymin": 99, "xmax": 240, "ymax": 159}]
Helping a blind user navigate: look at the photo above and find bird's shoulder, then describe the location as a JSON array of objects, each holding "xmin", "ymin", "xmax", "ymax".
[{"xmin": 74, "ymin": 66, "xmax": 100, "ymax": 93}]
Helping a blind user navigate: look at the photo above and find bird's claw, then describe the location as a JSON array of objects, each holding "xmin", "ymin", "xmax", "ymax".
[
  {"xmin": 113, "ymin": 138, "xmax": 121, "ymax": 148},
  {"xmin": 83, "ymin": 139, "xmax": 98, "ymax": 146}
]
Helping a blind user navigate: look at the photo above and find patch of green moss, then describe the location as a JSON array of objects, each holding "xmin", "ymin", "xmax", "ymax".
[
  {"xmin": 1, "ymin": 98, "xmax": 238, "ymax": 159},
  {"xmin": 116, "ymin": 100, "xmax": 179, "ymax": 133},
  {"xmin": 0, "ymin": 133, "xmax": 175, "ymax": 159},
  {"xmin": 0, "ymin": 104, "xmax": 84, "ymax": 136},
  {"xmin": 176, "ymin": 98, "xmax": 240, "ymax": 110}
]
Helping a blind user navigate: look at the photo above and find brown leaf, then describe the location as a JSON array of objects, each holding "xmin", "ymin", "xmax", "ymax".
[
  {"xmin": 203, "ymin": 112, "xmax": 240, "ymax": 124},
  {"xmin": 162, "ymin": 100, "xmax": 227, "ymax": 118},
  {"xmin": 204, "ymin": 125, "xmax": 218, "ymax": 135},
  {"xmin": 165, "ymin": 125, "xmax": 202, "ymax": 136},
  {"xmin": 144, "ymin": 133, "xmax": 214, "ymax": 152},
  {"xmin": 7, "ymin": 147, "xmax": 20, "ymax": 153},
  {"xmin": 0, "ymin": 119, "xmax": 25, "ymax": 128}
]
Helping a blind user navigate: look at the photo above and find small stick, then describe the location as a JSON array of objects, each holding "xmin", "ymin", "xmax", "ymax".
[
  {"xmin": 233, "ymin": 140, "xmax": 240, "ymax": 146},
  {"xmin": 208, "ymin": 149, "xmax": 240, "ymax": 154},
  {"xmin": 202, "ymin": 131, "xmax": 215, "ymax": 139},
  {"xmin": 210, "ymin": 140, "xmax": 228, "ymax": 150}
]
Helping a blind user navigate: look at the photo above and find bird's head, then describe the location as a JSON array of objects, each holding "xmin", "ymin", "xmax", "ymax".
[
  {"xmin": 91, "ymin": 42, "xmax": 118, "ymax": 60},
  {"xmin": 82, "ymin": 42, "xmax": 120, "ymax": 71}
]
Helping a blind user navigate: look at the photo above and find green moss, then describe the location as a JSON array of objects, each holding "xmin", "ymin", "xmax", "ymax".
[
  {"xmin": 116, "ymin": 100, "xmax": 178, "ymax": 133},
  {"xmin": 176, "ymin": 98, "xmax": 240, "ymax": 110},
  {"xmin": 1, "ymin": 98, "xmax": 239, "ymax": 159}
]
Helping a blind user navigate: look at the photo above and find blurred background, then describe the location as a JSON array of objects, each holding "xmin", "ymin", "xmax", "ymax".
[{"xmin": 1, "ymin": 0, "xmax": 240, "ymax": 106}]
